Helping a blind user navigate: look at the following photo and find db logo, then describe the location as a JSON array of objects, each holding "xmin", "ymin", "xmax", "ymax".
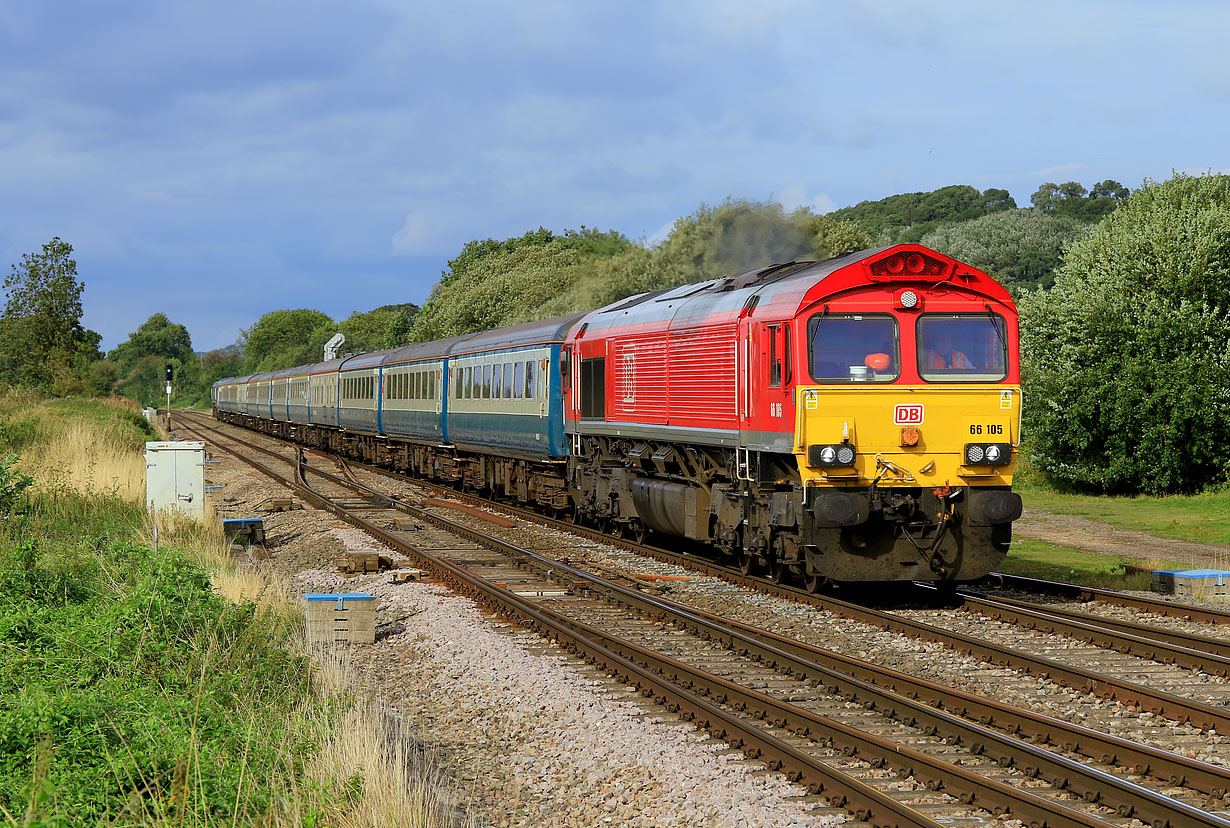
[{"xmin": 894, "ymin": 404, "xmax": 924, "ymax": 425}]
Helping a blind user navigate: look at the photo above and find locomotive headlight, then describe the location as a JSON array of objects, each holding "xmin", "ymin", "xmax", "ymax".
[
  {"xmin": 809, "ymin": 443, "xmax": 857, "ymax": 468},
  {"xmin": 899, "ymin": 290, "xmax": 918, "ymax": 308},
  {"xmin": 964, "ymin": 443, "xmax": 1012, "ymax": 466}
]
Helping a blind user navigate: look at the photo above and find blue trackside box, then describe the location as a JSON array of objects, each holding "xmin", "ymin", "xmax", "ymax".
[
  {"xmin": 1151, "ymin": 569, "xmax": 1230, "ymax": 597},
  {"xmin": 303, "ymin": 593, "xmax": 375, "ymax": 607},
  {"xmin": 223, "ymin": 517, "xmax": 265, "ymax": 544}
]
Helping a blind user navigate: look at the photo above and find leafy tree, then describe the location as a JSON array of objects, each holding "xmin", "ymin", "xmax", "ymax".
[
  {"xmin": 1020, "ymin": 172, "xmax": 1230, "ymax": 494},
  {"xmin": 828, "ymin": 185, "xmax": 1017, "ymax": 243},
  {"xmin": 1091, "ymin": 179, "xmax": 1130, "ymax": 200},
  {"xmin": 337, "ymin": 305, "xmax": 421, "ymax": 353},
  {"xmin": 1030, "ymin": 180, "xmax": 1130, "ymax": 222},
  {"xmin": 380, "ymin": 303, "xmax": 420, "ymax": 349},
  {"xmin": 1, "ymin": 238, "xmax": 100, "ymax": 391},
  {"xmin": 922, "ymin": 209, "xmax": 1091, "ymax": 292},
  {"xmin": 108, "ymin": 313, "xmax": 194, "ymax": 373},
  {"xmin": 240, "ymin": 309, "xmax": 335, "ymax": 372},
  {"xmin": 106, "ymin": 314, "xmax": 201, "ymax": 407},
  {"xmin": 411, "ymin": 226, "xmax": 635, "ymax": 341},
  {"xmin": 114, "ymin": 354, "xmax": 173, "ymax": 407},
  {"xmin": 410, "ymin": 241, "xmax": 593, "ymax": 341}
]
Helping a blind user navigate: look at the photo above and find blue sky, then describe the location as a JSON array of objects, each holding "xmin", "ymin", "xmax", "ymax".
[{"xmin": 2, "ymin": 1, "xmax": 1227, "ymax": 352}]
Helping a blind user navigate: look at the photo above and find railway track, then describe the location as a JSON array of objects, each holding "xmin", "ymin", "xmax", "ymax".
[
  {"xmin": 199, "ymin": 411, "xmax": 1230, "ymax": 736},
  {"xmin": 179, "ymin": 410, "xmax": 1230, "ymax": 827}
]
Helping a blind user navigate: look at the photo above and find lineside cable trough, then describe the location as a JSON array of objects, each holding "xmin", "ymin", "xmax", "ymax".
[{"xmin": 303, "ymin": 593, "xmax": 376, "ymax": 645}]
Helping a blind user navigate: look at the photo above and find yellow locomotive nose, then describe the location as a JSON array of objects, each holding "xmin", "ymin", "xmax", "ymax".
[{"xmin": 795, "ymin": 384, "xmax": 1019, "ymax": 486}]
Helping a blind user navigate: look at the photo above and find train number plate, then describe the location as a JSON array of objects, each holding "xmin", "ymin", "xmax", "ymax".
[{"xmin": 894, "ymin": 404, "xmax": 924, "ymax": 425}]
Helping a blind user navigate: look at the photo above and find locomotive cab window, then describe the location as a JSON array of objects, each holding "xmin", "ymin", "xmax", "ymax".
[
  {"xmin": 807, "ymin": 314, "xmax": 900, "ymax": 383},
  {"xmin": 917, "ymin": 314, "xmax": 1008, "ymax": 382},
  {"xmin": 767, "ymin": 324, "xmax": 792, "ymax": 388}
]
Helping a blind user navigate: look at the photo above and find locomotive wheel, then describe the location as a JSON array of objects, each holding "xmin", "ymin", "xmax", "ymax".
[
  {"xmin": 737, "ymin": 549, "xmax": 755, "ymax": 576},
  {"xmin": 768, "ymin": 558, "xmax": 789, "ymax": 584},
  {"xmin": 803, "ymin": 573, "xmax": 823, "ymax": 594},
  {"xmin": 633, "ymin": 525, "xmax": 647, "ymax": 545}
]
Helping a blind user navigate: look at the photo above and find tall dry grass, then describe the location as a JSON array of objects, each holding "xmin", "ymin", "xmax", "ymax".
[{"xmin": 20, "ymin": 417, "xmax": 146, "ymax": 502}]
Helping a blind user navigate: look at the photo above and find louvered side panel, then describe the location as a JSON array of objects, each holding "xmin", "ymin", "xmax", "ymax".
[
  {"xmin": 668, "ymin": 325, "xmax": 738, "ymax": 428},
  {"xmin": 610, "ymin": 334, "xmax": 669, "ymax": 424}
]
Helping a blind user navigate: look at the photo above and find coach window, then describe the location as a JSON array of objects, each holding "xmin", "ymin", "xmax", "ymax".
[
  {"xmin": 808, "ymin": 314, "xmax": 899, "ymax": 383},
  {"xmin": 430, "ymin": 370, "xmax": 437, "ymax": 399},
  {"xmin": 493, "ymin": 363, "xmax": 503, "ymax": 398},
  {"xmin": 502, "ymin": 363, "xmax": 513, "ymax": 399},
  {"xmin": 514, "ymin": 362, "xmax": 526, "ymax": 398},
  {"xmin": 480, "ymin": 364, "xmax": 490, "ymax": 399},
  {"xmin": 917, "ymin": 314, "xmax": 1008, "ymax": 382}
]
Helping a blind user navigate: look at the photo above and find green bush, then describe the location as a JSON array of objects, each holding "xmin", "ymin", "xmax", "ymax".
[
  {"xmin": 1020, "ymin": 172, "xmax": 1230, "ymax": 493},
  {"xmin": 0, "ymin": 521, "xmax": 318, "ymax": 824},
  {"xmin": 0, "ymin": 454, "xmax": 32, "ymax": 516}
]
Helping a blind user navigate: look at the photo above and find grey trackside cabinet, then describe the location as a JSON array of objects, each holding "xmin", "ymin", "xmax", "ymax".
[{"xmin": 144, "ymin": 441, "xmax": 206, "ymax": 519}]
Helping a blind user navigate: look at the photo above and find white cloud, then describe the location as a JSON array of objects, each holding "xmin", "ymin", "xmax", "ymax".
[
  {"xmin": 646, "ymin": 217, "xmax": 678, "ymax": 248},
  {"xmin": 392, "ymin": 209, "xmax": 445, "ymax": 256},
  {"xmin": 778, "ymin": 186, "xmax": 837, "ymax": 214}
]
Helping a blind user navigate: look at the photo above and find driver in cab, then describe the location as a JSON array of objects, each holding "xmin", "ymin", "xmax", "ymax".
[{"xmin": 925, "ymin": 331, "xmax": 974, "ymax": 370}]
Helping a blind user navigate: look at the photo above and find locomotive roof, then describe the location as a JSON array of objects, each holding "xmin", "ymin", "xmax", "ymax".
[{"xmin": 576, "ymin": 247, "xmax": 890, "ymax": 334}]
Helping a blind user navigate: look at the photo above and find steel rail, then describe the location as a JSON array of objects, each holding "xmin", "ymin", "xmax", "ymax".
[
  {"xmin": 668, "ymin": 595, "xmax": 1230, "ymax": 800},
  {"xmin": 178, "ymin": 415, "xmax": 947, "ymax": 828},
  {"xmin": 953, "ymin": 589, "xmax": 1230, "ymax": 663},
  {"xmin": 986, "ymin": 573, "xmax": 1230, "ymax": 626}
]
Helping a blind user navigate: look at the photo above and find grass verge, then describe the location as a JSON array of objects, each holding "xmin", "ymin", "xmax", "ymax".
[
  {"xmin": 0, "ymin": 393, "xmax": 466, "ymax": 827},
  {"xmin": 999, "ymin": 538, "xmax": 1189, "ymax": 590},
  {"xmin": 1013, "ymin": 450, "xmax": 1230, "ymax": 548},
  {"xmin": 1016, "ymin": 485, "xmax": 1230, "ymax": 547}
]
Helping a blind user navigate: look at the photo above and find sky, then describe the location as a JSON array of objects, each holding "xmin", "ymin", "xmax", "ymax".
[{"xmin": 1, "ymin": 1, "xmax": 1228, "ymax": 352}]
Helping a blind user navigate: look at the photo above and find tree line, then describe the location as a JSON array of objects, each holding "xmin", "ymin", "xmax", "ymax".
[{"xmin": 5, "ymin": 173, "xmax": 1225, "ymax": 495}]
